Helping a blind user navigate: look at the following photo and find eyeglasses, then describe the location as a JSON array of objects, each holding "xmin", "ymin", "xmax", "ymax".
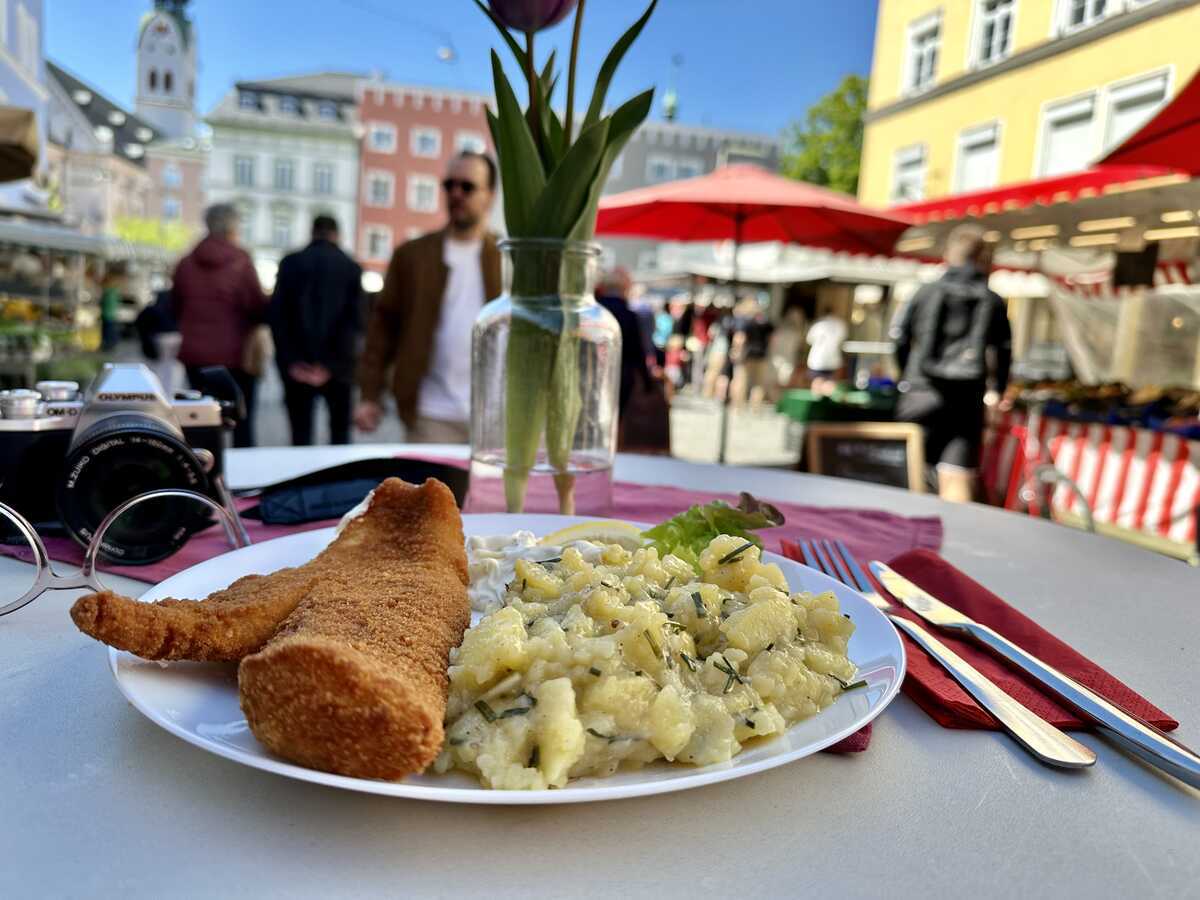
[
  {"xmin": 442, "ymin": 178, "xmax": 480, "ymax": 196},
  {"xmin": 0, "ymin": 487, "xmax": 250, "ymax": 618}
]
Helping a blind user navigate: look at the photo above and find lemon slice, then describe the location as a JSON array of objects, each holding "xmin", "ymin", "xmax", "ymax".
[{"xmin": 538, "ymin": 520, "xmax": 646, "ymax": 550}]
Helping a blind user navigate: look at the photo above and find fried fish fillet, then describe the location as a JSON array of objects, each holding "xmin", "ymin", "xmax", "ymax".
[
  {"xmin": 238, "ymin": 477, "xmax": 470, "ymax": 780},
  {"xmin": 69, "ymin": 567, "xmax": 317, "ymax": 662}
]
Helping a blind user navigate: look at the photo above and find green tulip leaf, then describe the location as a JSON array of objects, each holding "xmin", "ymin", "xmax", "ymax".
[
  {"xmin": 488, "ymin": 51, "xmax": 546, "ymax": 236},
  {"xmin": 546, "ymin": 106, "xmax": 567, "ymax": 162},
  {"xmin": 529, "ymin": 117, "xmax": 610, "ymax": 239},
  {"xmin": 569, "ymin": 88, "xmax": 653, "ymax": 241},
  {"xmin": 540, "ymin": 49, "xmax": 558, "ymax": 101},
  {"xmin": 582, "ymin": 0, "xmax": 658, "ymax": 131}
]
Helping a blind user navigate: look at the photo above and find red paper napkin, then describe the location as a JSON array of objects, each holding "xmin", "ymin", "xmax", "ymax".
[{"xmin": 870, "ymin": 549, "xmax": 1177, "ymax": 732}]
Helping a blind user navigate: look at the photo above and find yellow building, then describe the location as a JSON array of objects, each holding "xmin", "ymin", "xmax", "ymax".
[{"xmin": 860, "ymin": 0, "xmax": 1200, "ymax": 207}]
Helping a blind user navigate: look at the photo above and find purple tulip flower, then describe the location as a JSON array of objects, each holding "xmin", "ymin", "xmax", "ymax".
[{"xmin": 489, "ymin": 0, "xmax": 579, "ymax": 32}]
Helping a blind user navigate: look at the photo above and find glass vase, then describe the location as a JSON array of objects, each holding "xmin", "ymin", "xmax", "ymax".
[{"xmin": 468, "ymin": 239, "xmax": 620, "ymax": 516}]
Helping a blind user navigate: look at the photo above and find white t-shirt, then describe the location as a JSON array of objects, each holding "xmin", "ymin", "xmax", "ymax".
[
  {"xmin": 805, "ymin": 315, "xmax": 847, "ymax": 372},
  {"xmin": 417, "ymin": 237, "xmax": 485, "ymax": 423}
]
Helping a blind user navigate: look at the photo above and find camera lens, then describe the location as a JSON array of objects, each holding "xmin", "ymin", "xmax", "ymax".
[{"xmin": 56, "ymin": 414, "xmax": 212, "ymax": 564}]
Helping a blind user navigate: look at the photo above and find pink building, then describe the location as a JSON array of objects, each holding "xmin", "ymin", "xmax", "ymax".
[{"xmin": 355, "ymin": 81, "xmax": 494, "ymax": 275}]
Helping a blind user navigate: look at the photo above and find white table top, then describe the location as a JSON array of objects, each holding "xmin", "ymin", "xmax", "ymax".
[{"xmin": 4, "ymin": 445, "xmax": 1197, "ymax": 899}]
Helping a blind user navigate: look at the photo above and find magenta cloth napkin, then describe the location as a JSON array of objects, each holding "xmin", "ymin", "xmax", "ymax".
[{"xmin": 5, "ymin": 473, "xmax": 943, "ymax": 585}]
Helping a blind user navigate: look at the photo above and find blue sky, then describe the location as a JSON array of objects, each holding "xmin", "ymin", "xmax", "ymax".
[{"xmin": 46, "ymin": 0, "xmax": 878, "ymax": 138}]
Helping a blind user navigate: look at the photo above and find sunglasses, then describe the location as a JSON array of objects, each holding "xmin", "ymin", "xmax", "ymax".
[{"xmin": 442, "ymin": 178, "xmax": 480, "ymax": 195}]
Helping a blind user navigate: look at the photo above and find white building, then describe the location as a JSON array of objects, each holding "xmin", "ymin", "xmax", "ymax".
[
  {"xmin": 205, "ymin": 72, "xmax": 360, "ymax": 286},
  {"xmin": 135, "ymin": 0, "xmax": 197, "ymax": 141}
]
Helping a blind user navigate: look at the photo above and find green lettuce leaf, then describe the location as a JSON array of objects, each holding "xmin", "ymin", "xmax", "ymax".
[{"xmin": 642, "ymin": 493, "xmax": 785, "ymax": 572}]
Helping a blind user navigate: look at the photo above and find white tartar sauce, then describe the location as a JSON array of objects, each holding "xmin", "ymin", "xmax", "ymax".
[{"xmin": 466, "ymin": 532, "xmax": 603, "ymax": 612}]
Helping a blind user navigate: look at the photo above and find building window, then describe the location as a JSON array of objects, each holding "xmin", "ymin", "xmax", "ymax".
[
  {"xmin": 410, "ymin": 127, "xmax": 442, "ymax": 158},
  {"xmin": 955, "ymin": 123, "xmax": 1001, "ymax": 192},
  {"xmin": 675, "ymin": 158, "xmax": 704, "ymax": 180},
  {"xmin": 273, "ymin": 158, "xmax": 295, "ymax": 191},
  {"xmin": 455, "ymin": 131, "xmax": 487, "ymax": 154},
  {"xmin": 367, "ymin": 122, "xmax": 397, "ymax": 153},
  {"xmin": 367, "ymin": 171, "xmax": 395, "ymax": 207},
  {"xmin": 975, "ymin": 0, "xmax": 1014, "ymax": 67},
  {"xmin": 279, "ymin": 95, "xmax": 301, "ymax": 116},
  {"xmin": 1038, "ymin": 94, "xmax": 1096, "ymax": 176},
  {"xmin": 239, "ymin": 91, "xmax": 259, "ymax": 110},
  {"xmin": 313, "ymin": 162, "xmax": 334, "ymax": 195},
  {"xmin": 905, "ymin": 14, "xmax": 941, "ymax": 93},
  {"xmin": 609, "ymin": 151, "xmax": 625, "ymax": 180},
  {"xmin": 364, "ymin": 226, "xmax": 393, "ymax": 261},
  {"xmin": 162, "ymin": 162, "xmax": 181, "ymax": 189},
  {"xmin": 233, "ymin": 155, "xmax": 255, "ymax": 187},
  {"xmin": 891, "ymin": 145, "xmax": 928, "ymax": 202},
  {"xmin": 272, "ymin": 211, "xmax": 293, "ymax": 248},
  {"xmin": 236, "ymin": 203, "xmax": 253, "ymax": 241},
  {"xmin": 162, "ymin": 197, "xmax": 181, "ymax": 220},
  {"xmin": 318, "ymin": 101, "xmax": 338, "ymax": 120},
  {"xmin": 164, "ymin": 71, "xmax": 174, "ymax": 95},
  {"xmin": 1105, "ymin": 71, "xmax": 1168, "ymax": 151},
  {"xmin": 1059, "ymin": 0, "xmax": 1109, "ymax": 33},
  {"xmin": 16, "ymin": 4, "xmax": 37, "ymax": 74},
  {"xmin": 407, "ymin": 174, "xmax": 439, "ymax": 213},
  {"xmin": 646, "ymin": 155, "xmax": 675, "ymax": 183},
  {"xmin": 148, "ymin": 68, "xmax": 158, "ymax": 92}
]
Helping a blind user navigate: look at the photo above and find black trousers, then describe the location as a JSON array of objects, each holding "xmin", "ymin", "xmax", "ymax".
[
  {"xmin": 282, "ymin": 375, "xmax": 353, "ymax": 446},
  {"xmin": 187, "ymin": 366, "xmax": 258, "ymax": 448}
]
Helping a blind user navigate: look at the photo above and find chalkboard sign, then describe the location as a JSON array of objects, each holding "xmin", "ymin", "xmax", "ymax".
[{"xmin": 806, "ymin": 423, "xmax": 926, "ymax": 492}]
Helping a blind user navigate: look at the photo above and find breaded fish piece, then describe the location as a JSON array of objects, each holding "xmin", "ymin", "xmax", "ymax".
[
  {"xmin": 69, "ymin": 567, "xmax": 317, "ymax": 662},
  {"xmin": 238, "ymin": 478, "xmax": 470, "ymax": 780}
]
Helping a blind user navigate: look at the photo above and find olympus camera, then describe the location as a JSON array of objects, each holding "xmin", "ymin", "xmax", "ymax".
[{"xmin": 0, "ymin": 363, "xmax": 240, "ymax": 564}]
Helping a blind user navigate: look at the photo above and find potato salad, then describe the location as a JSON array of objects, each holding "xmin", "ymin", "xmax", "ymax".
[{"xmin": 434, "ymin": 533, "xmax": 858, "ymax": 790}]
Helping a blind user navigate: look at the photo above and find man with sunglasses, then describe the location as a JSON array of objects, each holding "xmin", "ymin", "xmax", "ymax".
[{"xmin": 355, "ymin": 152, "xmax": 501, "ymax": 442}]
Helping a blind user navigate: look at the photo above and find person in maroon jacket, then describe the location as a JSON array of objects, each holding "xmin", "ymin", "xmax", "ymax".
[{"xmin": 172, "ymin": 203, "xmax": 269, "ymax": 447}]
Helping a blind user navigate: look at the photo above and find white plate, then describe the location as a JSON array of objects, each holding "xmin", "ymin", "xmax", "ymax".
[{"xmin": 110, "ymin": 514, "xmax": 906, "ymax": 804}]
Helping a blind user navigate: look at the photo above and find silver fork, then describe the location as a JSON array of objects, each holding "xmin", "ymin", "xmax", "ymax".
[{"xmin": 796, "ymin": 539, "xmax": 1097, "ymax": 769}]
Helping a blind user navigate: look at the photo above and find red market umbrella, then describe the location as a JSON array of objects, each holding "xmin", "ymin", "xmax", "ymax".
[
  {"xmin": 596, "ymin": 164, "xmax": 911, "ymax": 280},
  {"xmin": 1100, "ymin": 69, "xmax": 1200, "ymax": 175}
]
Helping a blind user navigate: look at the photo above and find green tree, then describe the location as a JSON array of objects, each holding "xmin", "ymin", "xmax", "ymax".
[{"xmin": 782, "ymin": 74, "xmax": 868, "ymax": 195}]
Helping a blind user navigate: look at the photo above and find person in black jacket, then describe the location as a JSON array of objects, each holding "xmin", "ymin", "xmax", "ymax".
[
  {"xmin": 891, "ymin": 224, "xmax": 1012, "ymax": 502},
  {"xmin": 596, "ymin": 268, "xmax": 653, "ymax": 417},
  {"xmin": 270, "ymin": 215, "xmax": 363, "ymax": 445}
]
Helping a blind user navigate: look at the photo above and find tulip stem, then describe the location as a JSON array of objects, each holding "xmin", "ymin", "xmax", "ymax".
[
  {"xmin": 524, "ymin": 31, "xmax": 542, "ymax": 158},
  {"xmin": 565, "ymin": 0, "xmax": 586, "ymax": 141}
]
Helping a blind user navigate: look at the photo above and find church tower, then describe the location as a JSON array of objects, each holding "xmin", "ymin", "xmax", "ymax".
[{"xmin": 135, "ymin": 0, "xmax": 196, "ymax": 139}]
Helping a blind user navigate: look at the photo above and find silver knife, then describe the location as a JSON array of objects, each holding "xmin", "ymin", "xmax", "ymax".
[
  {"xmin": 887, "ymin": 615, "xmax": 1095, "ymax": 768},
  {"xmin": 872, "ymin": 561, "xmax": 1200, "ymax": 789}
]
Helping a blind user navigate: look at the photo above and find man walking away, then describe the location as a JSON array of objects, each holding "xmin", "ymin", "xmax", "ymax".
[
  {"xmin": 173, "ymin": 203, "xmax": 269, "ymax": 447},
  {"xmin": 596, "ymin": 267, "xmax": 652, "ymax": 417},
  {"xmin": 270, "ymin": 215, "xmax": 362, "ymax": 445},
  {"xmin": 891, "ymin": 224, "xmax": 1012, "ymax": 503},
  {"xmin": 355, "ymin": 152, "xmax": 501, "ymax": 443}
]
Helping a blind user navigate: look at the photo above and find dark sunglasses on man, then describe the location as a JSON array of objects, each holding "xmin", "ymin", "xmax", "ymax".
[{"xmin": 442, "ymin": 178, "xmax": 479, "ymax": 196}]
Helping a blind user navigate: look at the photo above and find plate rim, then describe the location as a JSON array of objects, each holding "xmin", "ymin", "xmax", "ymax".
[{"xmin": 109, "ymin": 515, "xmax": 907, "ymax": 804}]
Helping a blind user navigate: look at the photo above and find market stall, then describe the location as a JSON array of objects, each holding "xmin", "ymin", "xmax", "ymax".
[{"xmin": 0, "ymin": 218, "xmax": 111, "ymax": 385}]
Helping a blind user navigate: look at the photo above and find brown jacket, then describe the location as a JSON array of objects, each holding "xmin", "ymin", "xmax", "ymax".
[{"xmin": 357, "ymin": 229, "xmax": 501, "ymax": 426}]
